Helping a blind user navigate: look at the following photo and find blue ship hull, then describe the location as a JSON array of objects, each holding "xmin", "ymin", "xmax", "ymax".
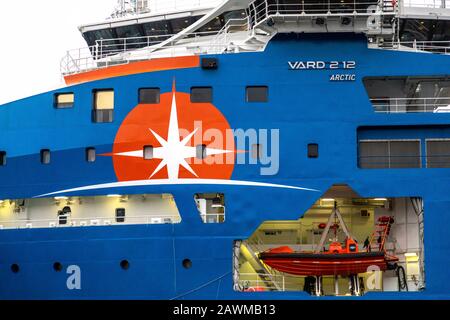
[{"xmin": 1, "ymin": 34, "xmax": 450, "ymax": 299}]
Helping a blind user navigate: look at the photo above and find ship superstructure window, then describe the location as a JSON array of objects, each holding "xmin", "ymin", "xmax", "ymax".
[
  {"xmin": 139, "ymin": 88, "xmax": 160, "ymax": 104},
  {"xmin": 143, "ymin": 146, "xmax": 154, "ymax": 160},
  {"xmin": 40, "ymin": 149, "xmax": 51, "ymax": 165},
  {"xmin": 86, "ymin": 148, "xmax": 96, "ymax": 163},
  {"xmin": 194, "ymin": 193, "xmax": 225, "ymax": 224},
  {"xmin": 54, "ymin": 93, "xmax": 74, "ymax": 109},
  {"xmin": 93, "ymin": 90, "xmax": 114, "ymax": 123},
  {"xmin": 191, "ymin": 87, "xmax": 213, "ymax": 103},
  {"xmin": 0, "ymin": 151, "xmax": 6, "ymax": 166},
  {"xmin": 426, "ymin": 140, "xmax": 450, "ymax": 168},
  {"xmin": 246, "ymin": 86, "xmax": 268, "ymax": 103},
  {"xmin": 358, "ymin": 140, "xmax": 421, "ymax": 169},
  {"xmin": 116, "ymin": 208, "xmax": 126, "ymax": 223},
  {"xmin": 308, "ymin": 144, "xmax": 319, "ymax": 158}
]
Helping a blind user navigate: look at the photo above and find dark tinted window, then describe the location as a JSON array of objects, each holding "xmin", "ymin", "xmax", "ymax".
[
  {"xmin": 246, "ymin": 86, "xmax": 268, "ymax": 102},
  {"xmin": 427, "ymin": 140, "xmax": 450, "ymax": 168},
  {"xmin": 139, "ymin": 88, "xmax": 160, "ymax": 104},
  {"xmin": 142, "ymin": 21, "xmax": 171, "ymax": 43},
  {"xmin": 116, "ymin": 208, "xmax": 126, "ymax": 223},
  {"xmin": 308, "ymin": 144, "xmax": 319, "ymax": 158},
  {"xmin": 359, "ymin": 140, "xmax": 421, "ymax": 169},
  {"xmin": 191, "ymin": 87, "xmax": 213, "ymax": 103},
  {"xmin": 41, "ymin": 149, "xmax": 51, "ymax": 165},
  {"xmin": 171, "ymin": 17, "xmax": 198, "ymax": 34},
  {"xmin": 389, "ymin": 141, "xmax": 421, "ymax": 168},
  {"xmin": 0, "ymin": 151, "xmax": 6, "ymax": 166},
  {"xmin": 359, "ymin": 141, "xmax": 389, "ymax": 169}
]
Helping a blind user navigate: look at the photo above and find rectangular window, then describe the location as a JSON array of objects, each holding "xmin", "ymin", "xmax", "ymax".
[
  {"xmin": 359, "ymin": 140, "xmax": 421, "ymax": 169},
  {"xmin": 139, "ymin": 88, "xmax": 160, "ymax": 104},
  {"xmin": 93, "ymin": 90, "xmax": 114, "ymax": 123},
  {"xmin": 246, "ymin": 86, "xmax": 268, "ymax": 103},
  {"xmin": 86, "ymin": 148, "xmax": 96, "ymax": 163},
  {"xmin": 143, "ymin": 146, "xmax": 154, "ymax": 160},
  {"xmin": 54, "ymin": 93, "xmax": 74, "ymax": 109},
  {"xmin": 308, "ymin": 144, "xmax": 319, "ymax": 158},
  {"xmin": 41, "ymin": 149, "xmax": 51, "ymax": 165},
  {"xmin": 0, "ymin": 151, "xmax": 6, "ymax": 166},
  {"xmin": 191, "ymin": 87, "xmax": 213, "ymax": 103},
  {"xmin": 426, "ymin": 140, "xmax": 450, "ymax": 168},
  {"xmin": 389, "ymin": 141, "xmax": 421, "ymax": 168},
  {"xmin": 116, "ymin": 208, "xmax": 126, "ymax": 223}
]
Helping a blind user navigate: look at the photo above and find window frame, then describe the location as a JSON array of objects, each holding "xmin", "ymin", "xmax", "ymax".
[
  {"xmin": 425, "ymin": 138, "xmax": 450, "ymax": 168},
  {"xmin": 139, "ymin": 88, "xmax": 161, "ymax": 104},
  {"xmin": 358, "ymin": 139, "xmax": 422, "ymax": 169},
  {"xmin": 92, "ymin": 89, "xmax": 115, "ymax": 123},
  {"xmin": 40, "ymin": 149, "xmax": 51, "ymax": 165},
  {"xmin": 246, "ymin": 86, "xmax": 269, "ymax": 103},
  {"xmin": 0, "ymin": 151, "xmax": 6, "ymax": 166},
  {"xmin": 54, "ymin": 92, "xmax": 75, "ymax": 109},
  {"xmin": 86, "ymin": 147, "xmax": 96, "ymax": 163},
  {"xmin": 190, "ymin": 87, "xmax": 213, "ymax": 103}
]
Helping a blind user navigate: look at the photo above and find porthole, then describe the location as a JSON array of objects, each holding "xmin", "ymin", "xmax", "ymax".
[
  {"xmin": 53, "ymin": 262, "xmax": 63, "ymax": 272},
  {"xmin": 11, "ymin": 264, "xmax": 20, "ymax": 273},
  {"xmin": 182, "ymin": 259, "xmax": 192, "ymax": 269},
  {"xmin": 120, "ymin": 260, "xmax": 130, "ymax": 270}
]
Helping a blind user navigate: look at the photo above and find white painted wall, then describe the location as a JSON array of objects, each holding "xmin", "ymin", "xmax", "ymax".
[{"xmin": 0, "ymin": 194, "xmax": 181, "ymax": 229}]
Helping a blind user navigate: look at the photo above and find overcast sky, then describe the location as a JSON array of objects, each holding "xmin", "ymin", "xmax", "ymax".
[{"xmin": 0, "ymin": 0, "xmax": 220, "ymax": 105}]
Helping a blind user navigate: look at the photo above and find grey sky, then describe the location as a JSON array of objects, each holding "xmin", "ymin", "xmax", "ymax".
[{"xmin": 0, "ymin": 0, "xmax": 219, "ymax": 105}]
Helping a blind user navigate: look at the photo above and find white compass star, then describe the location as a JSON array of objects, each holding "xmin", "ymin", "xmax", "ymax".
[{"xmin": 114, "ymin": 87, "xmax": 234, "ymax": 181}]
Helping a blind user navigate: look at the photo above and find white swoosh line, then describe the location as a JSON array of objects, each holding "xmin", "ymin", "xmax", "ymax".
[{"xmin": 36, "ymin": 179, "xmax": 320, "ymax": 197}]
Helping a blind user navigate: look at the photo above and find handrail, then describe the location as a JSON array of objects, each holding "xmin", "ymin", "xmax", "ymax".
[
  {"xmin": 0, "ymin": 215, "xmax": 181, "ymax": 230},
  {"xmin": 381, "ymin": 40, "xmax": 450, "ymax": 55},
  {"xmin": 371, "ymin": 96, "xmax": 450, "ymax": 113}
]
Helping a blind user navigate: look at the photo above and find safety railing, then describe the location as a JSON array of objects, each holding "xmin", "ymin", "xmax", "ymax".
[
  {"xmin": 200, "ymin": 213, "xmax": 226, "ymax": 223},
  {"xmin": 371, "ymin": 97, "xmax": 450, "ymax": 113},
  {"xmin": 60, "ymin": 28, "xmax": 249, "ymax": 75},
  {"xmin": 402, "ymin": 0, "xmax": 450, "ymax": 8},
  {"xmin": 209, "ymin": 17, "xmax": 251, "ymax": 53},
  {"xmin": 0, "ymin": 215, "xmax": 181, "ymax": 231},
  {"xmin": 381, "ymin": 40, "xmax": 450, "ymax": 55},
  {"xmin": 238, "ymin": 273, "xmax": 302, "ymax": 292}
]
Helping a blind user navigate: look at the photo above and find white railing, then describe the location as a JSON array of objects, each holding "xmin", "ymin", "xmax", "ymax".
[
  {"xmin": 249, "ymin": 0, "xmax": 390, "ymax": 26},
  {"xmin": 238, "ymin": 273, "xmax": 302, "ymax": 292},
  {"xmin": 402, "ymin": 0, "xmax": 450, "ymax": 8},
  {"xmin": 200, "ymin": 213, "xmax": 226, "ymax": 223},
  {"xmin": 371, "ymin": 97, "xmax": 450, "ymax": 113},
  {"xmin": 60, "ymin": 30, "xmax": 248, "ymax": 75},
  {"xmin": 151, "ymin": 0, "xmax": 222, "ymax": 14},
  {"xmin": 210, "ymin": 17, "xmax": 251, "ymax": 54},
  {"xmin": 383, "ymin": 40, "xmax": 450, "ymax": 55},
  {"xmin": 0, "ymin": 215, "xmax": 181, "ymax": 231}
]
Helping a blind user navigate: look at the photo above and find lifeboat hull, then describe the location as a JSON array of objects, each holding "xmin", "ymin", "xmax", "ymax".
[{"xmin": 259, "ymin": 251, "xmax": 398, "ymax": 276}]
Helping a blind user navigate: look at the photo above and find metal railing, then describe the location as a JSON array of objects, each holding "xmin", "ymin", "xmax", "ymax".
[
  {"xmin": 248, "ymin": 0, "xmax": 390, "ymax": 26},
  {"xmin": 0, "ymin": 215, "xmax": 181, "ymax": 231},
  {"xmin": 238, "ymin": 273, "xmax": 302, "ymax": 292},
  {"xmin": 402, "ymin": 0, "xmax": 450, "ymax": 8},
  {"xmin": 60, "ymin": 28, "xmax": 250, "ymax": 75},
  {"xmin": 382, "ymin": 40, "xmax": 450, "ymax": 55},
  {"xmin": 371, "ymin": 97, "xmax": 450, "ymax": 113}
]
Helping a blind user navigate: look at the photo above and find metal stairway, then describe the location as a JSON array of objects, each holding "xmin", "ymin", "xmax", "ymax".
[{"xmin": 367, "ymin": 216, "xmax": 395, "ymax": 252}]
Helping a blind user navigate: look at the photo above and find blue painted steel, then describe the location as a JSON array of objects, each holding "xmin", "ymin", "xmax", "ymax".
[{"xmin": 0, "ymin": 34, "xmax": 450, "ymax": 299}]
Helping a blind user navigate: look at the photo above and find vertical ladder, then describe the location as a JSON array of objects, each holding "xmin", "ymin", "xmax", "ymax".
[{"xmin": 368, "ymin": 216, "xmax": 394, "ymax": 252}]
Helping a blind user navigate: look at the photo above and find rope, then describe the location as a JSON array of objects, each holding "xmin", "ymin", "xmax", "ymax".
[{"xmin": 170, "ymin": 271, "xmax": 232, "ymax": 300}]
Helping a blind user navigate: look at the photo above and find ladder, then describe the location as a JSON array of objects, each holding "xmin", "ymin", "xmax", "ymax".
[{"xmin": 368, "ymin": 216, "xmax": 394, "ymax": 252}]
